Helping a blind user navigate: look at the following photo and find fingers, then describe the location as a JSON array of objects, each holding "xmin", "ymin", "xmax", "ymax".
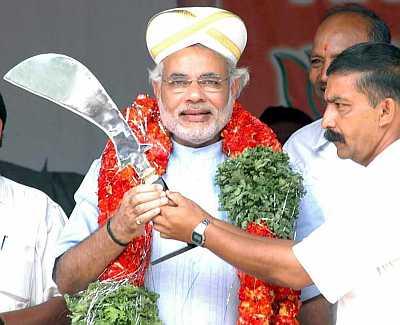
[
  {"xmin": 110, "ymin": 184, "xmax": 167, "ymax": 241},
  {"xmin": 122, "ymin": 183, "xmax": 168, "ymax": 216},
  {"xmin": 133, "ymin": 183, "xmax": 164, "ymax": 193},
  {"xmin": 135, "ymin": 207, "xmax": 161, "ymax": 225},
  {"xmin": 126, "ymin": 184, "xmax": 163, "ymax": 204},
  {"xmin": 133, "ymin": 193, "xmax": 168, "ymax": 216},
  {"xmin": 167, "ymin": 198, "xmax": 178, "ymax": 207},
  {"xmin": 152, "ymin": 219, "xmax": 170, "ymax": 239},
  {"xmin": 166, "ymin": 190, "xmax": 183, "ymax": 206},
  {"xmin": 159, "ymin": 232, "xmax": 171, "ymax": 239}
]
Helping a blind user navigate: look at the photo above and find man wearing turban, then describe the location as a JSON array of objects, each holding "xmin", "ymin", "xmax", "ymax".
[{"xmin": 54, "ymin": 7, "xmax": 285, "ymax": 324}]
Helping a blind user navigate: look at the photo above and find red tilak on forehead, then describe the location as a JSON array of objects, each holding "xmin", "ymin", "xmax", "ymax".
[{"xmin": 323, "ymin": 43, "xmax": 328, "ymax": 53}]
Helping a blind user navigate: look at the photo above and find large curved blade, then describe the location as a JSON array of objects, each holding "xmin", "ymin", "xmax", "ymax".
[{"xmin": 4, "ymin": 54, "xmax": 156, "ymax": 181}]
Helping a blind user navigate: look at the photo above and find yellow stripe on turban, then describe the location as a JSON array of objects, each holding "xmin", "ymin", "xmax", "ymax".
[{"xmin": 146, "ymin": 7, "xmax": 247, "ymax": 64}]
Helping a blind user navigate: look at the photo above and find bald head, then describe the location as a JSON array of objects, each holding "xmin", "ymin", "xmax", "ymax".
[
  {"xmin": 322, "ymin": 3, "xmax": 391, "ymax": 43},
  {"xmin": 310, "ymin": 13, "xmax": 371, "ymax": 100}
]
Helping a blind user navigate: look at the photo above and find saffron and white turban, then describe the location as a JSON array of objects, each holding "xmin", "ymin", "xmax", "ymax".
[{"xmin": 146, "ymin": 7, "xmax": 247, "ymax": 65}]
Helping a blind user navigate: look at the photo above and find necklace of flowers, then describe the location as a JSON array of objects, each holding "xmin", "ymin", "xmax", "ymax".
[{"xmin": 96, "ymin": 94, "xmax": 299, "ymax": 324}]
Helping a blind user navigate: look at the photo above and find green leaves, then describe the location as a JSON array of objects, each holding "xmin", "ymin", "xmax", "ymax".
[
  {"xmin": 216, "ymin": 147, "xmax": 304, "ymax": 239},
  {"xmin": 65, "ymin": 280, "xmax": 162, "ymax": 325}
]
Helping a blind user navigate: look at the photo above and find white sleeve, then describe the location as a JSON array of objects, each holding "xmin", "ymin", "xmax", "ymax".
[
  {"xmin": 38, "ymin": 200, "xmax": 67, "ymax": 302},
  {"xmin": 55, "ymin": 159, "xmax": 101, "ymax": 257},
  {"xmin": 284, "ymin": 134, "xmax": 324, "ymax": 301},
  {"xmin": 292, "ymin": 218, "xmax": 364, "ymax": 304},
  {"xmin": 292, "ymin": 177, "xmax": 400, "ymax": 303}
]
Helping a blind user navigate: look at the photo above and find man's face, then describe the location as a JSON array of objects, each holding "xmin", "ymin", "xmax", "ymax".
[
  {"xmin": 153, "ymin": 45, "xmax": 237, "ymax": 147},
  {"xmin": 309, "ymin": 14, "xmax": 370, "ymax": 101},
  {"xmin": 322, "ymin": 72, "xmax": 381, "ymax": 166}
]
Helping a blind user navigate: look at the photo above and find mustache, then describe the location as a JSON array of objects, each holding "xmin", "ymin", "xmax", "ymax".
[
  {"xmin": 324, "ymin": 129, "xmax": 345, "ymax": 143},
  {"xmin": 177, "ymin": 103, "xmax": 216, "ymax": 114}
]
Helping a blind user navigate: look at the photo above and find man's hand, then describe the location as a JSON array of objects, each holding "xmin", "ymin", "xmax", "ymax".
[
  {"xmin": 0, "ymin": 297, "xmax": 69, "ymax": 325},
  {"xmin": 153, "ymin": 191, "xmax": 210, "ymax": 243},
  {"xmin": 153, "ymin": 192, "xmax": 311, "ymax": 290},
  {"xmin": 109, "ymin": 183, "xmax": 168, "ymax": 243},
  {"xmin": 55, "ymin": 183, "xmax": 168, "ymax": 294}
]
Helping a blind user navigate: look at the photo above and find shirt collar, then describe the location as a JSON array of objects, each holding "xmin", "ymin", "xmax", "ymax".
[
  {"xmin": 368, "ymin": 138, "xmax": 400, "ymax": 170},
  {"xmin": 311, "ymin": 119, "xmax": 330, "ymax": 151},
  {"xmin": 171, "ymin": 139, "xmax": 223, "ymax": 159}
]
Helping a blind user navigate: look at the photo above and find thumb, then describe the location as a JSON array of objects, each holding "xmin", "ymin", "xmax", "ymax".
[{"xmin": 166, "ymin": 190, "xmax": 185, "ymax": 206}]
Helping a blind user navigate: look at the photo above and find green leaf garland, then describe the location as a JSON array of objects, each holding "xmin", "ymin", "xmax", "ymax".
[
  {"xmin": 216, "ymin": 146, "xmax": 304, "ymax": 239},
  {"xmin": 65, "ymin": 280, "xmax": 162, "ymax": 325}
]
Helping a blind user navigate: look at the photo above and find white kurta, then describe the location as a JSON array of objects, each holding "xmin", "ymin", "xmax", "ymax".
[
  {"xmin": 146, "ymin": 141, "xmax": 239, "ymax": 325},
  {"xmin": 293, "ymin": 139, "xmax": 400, "ymax": 324},
  {"xmin": 57, "ymin": 140, "xmax": 239, "ymax": 324},
  {"xmin": 0, "ymin": 176, "xmax": 67, "ymax": 312}
]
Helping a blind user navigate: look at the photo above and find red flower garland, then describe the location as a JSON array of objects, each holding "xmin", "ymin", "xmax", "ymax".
[
  {"xmin": 239, "ymin": 222, "xmax": 301, "ymax": 324},
  {"xmin": 97, "ymin": 94, "xmax": 299, "ymax": 323}
]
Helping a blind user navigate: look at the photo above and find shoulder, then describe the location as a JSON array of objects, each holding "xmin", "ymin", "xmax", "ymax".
[
  {"xmin": 74, "ymin": 159, "xmax": 101, "ymax": 200},
  {"xmin": 1, "ymin": 175, "xmax": 49, "ymax": 201},
  {"xmin": 284, "ymin": 119, "xmax": 323, "ymax": 150},
  {"xmin": 283, "ymin": 119, "xmax": 324, "ymax": 156},
  {"xmin": 1, "ymin": 176, "xmax": 66, "ymax": 223},
  {"xmin": 1, "ymin": 175, "xmax": 67, "ymax": 212},
  {"xmin": 282, "ymin": 119, "xmax": 324, "ymax": 172}
]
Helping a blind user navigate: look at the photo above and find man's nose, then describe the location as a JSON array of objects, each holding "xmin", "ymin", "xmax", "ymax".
[
  {"xmin": 185, "ymin": 80, "xmax": 206, "ymax": 102},
  {"xmin": 320, "ymin": 60, "xmax": 331, "ymax": 83},
  {"xmin": 321, "ymin": 104, "xmax": 336, "ymax": 129}
]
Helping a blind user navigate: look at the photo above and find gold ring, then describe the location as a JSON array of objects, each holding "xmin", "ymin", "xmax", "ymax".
[{"xmin": 136, "ymin": 219, "xmax": 142, "ymax": 225}]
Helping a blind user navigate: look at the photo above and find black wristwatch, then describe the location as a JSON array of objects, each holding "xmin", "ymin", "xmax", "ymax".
[{"xmin": 191, "ymin": 218, "xmax": 211, "ymax": 246}]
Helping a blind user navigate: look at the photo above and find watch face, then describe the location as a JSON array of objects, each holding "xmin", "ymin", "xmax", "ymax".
[{"xmin": 192, "ymin": 232, "xmax": 202, "ymax": 245}]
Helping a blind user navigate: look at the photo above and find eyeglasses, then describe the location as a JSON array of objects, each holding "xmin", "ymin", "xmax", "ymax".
[{"xmin": 162, "ymin": 76, "xmax": 230, "ymax": 93}]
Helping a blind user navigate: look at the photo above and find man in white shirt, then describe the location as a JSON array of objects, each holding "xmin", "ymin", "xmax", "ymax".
[
  {"xmin": 54, "ymin": 7, "xmax": 281, "ymax": 324},
  {"xmin": 154, "ymin": 42, "xmax": 400, "ymax": 325},
  {"xmin": 283, "ymin": 4, "xmax": 391, "ymax": 323},
  {"xmin": 0, "ymin": 95, "xmax": 68, "ymax": 324}
]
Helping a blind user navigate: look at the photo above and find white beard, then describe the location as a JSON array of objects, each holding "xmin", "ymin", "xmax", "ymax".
[{"xmin": 158, "ymin": 93, "xmax": 234, "ymax": 146}]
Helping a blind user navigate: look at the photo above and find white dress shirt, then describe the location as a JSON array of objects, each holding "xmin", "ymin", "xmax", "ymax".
[
  {"xmin": 293, "ymin": 139, "xmax": 400, "ymax": 324},
  {"xmin": 57, "ymin": 140, "xmax": 239, "ymax": 325},
  {"xmin": 0, "ymin": 176, "xmax": 66, "ymax": 312},
  {"xmin": 284, "ymin": 119, "xmax": 362, "ymax": 301}
]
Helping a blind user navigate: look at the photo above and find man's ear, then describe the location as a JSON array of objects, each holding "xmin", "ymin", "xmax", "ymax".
[
  {"xmin": 378, "ymin": 98, "xmax": 396, "ymax": 127},
  {"xmin": 230, "ymin": 78, "xmax": 241, "ymax": 99},
  {"xmin": 152, "ymin": 80, "xmax": 161, "ymax": 100}
]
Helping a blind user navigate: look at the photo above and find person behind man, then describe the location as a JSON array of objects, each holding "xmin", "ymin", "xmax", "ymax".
[
  {"xmin": 283, "ymin": 4, "xmax": 391, "ymax": 324},
  {"xmin": 153, "ymin": 41, "xmax": 400, "ymax": 325},
  {"xmin": 0, "ymin": 92, "xmax": 68, "ymax": 324},
  {"xmin": 259, "ymin": 105, "xmax": 312, "ymax": 144},
  {"xmin": 54, "ymin": 7, "xmax": 283, "ymax": 324}
]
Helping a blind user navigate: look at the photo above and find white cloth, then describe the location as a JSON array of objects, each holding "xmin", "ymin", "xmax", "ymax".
[
  {"xmin": 57, "ymin": 140, "xmax": 239, "ymax": 325},
  {"xmin": 0, "ymin": 176, "xmax": 67, "ymax": 312},
  {"xmin": 283, "ymin": 119, "xmax": 362, "ymax": 301},
  {"xmin": 293, "ymin": 139, "xmax": 400, "ymax": 325},
  {"xmin": 146, "ymin": 7, "xmax": 247, "ymax": 64}
]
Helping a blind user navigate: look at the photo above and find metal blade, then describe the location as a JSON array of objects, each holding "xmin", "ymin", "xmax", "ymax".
[
  {"xmin": 4, "ymin": 54, "xmax": 153, "ymax": 180},
  {"xmin": 151, "ymin": 244, "xmax": 196, "ymax": 266}
]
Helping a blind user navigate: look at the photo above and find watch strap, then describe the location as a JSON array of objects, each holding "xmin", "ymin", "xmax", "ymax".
[{"xmin": 191, "ymin": 218, "xmax": 211, "ymax": 246}]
